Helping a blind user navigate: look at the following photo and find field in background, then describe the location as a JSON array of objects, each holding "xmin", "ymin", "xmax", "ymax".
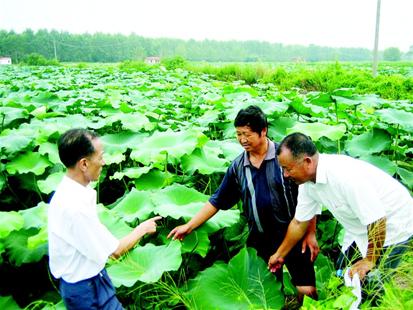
[{"xmin": 0, "ymin": 61, "xmax": 412, "ymax": 309}]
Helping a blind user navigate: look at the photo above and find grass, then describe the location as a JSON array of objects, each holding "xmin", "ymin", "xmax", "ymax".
[{"xmin": 185, "ymin": 61, "xmax": 413, "ymax": 100}]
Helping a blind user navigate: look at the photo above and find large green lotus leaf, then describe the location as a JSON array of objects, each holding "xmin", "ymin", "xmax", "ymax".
[
  {"xmin": 206, "ymin": 208, "xmax": 240, "ymax": 234},
  {"xmin": 376, "ymin": 108, "xmax": 413, "ymax": 132},
  {"xmin": 181, "ymin": 228, "xmax": 210, "ymax": 257},
  {"xmin": 196, "ymin": 109, "xmax": 221, "ymax": 127},
  {"xmin": 157, "ymin": 226, "xmax": 210, "ymax": 257},
  {"xmin": 331, "ymin": 95, "xmax": 362, "ymax": 107},
  {"xmin": 331, "ymin": 88, "xmax": 355, "ymax": 98},
  {"xmin": 38, "ymin": 142, "xmax": 60, "ymax": 164},
  {"xmin": 6, "ymin": 152, "xmax": 51, "ymax": 175},
  {"xmin": 290, "ymin": 98, "xmax": 327, "ymax": 117},
  {"xmin": 225, "ymin": 100, "xmax": 289, "ymax": 121},
  {"xmin": 0, "ymin": 211, "xmax": 24, "ymax": 239},
  {"xmin": 345, "ymin": 129, "xmax": 391, "ymax": 157},
  {"xmin": 223, "ymin": 91, "xmax": 257, "ymax": 104},
  {"xmin": 27, "ymin": 226, "xmax": 48, "ymax": 249},
  {"xmin": 342, "ymin": 94, "xmax": 386, "ymax": 108},
  {"xmin": 100, "ymin": 131, "xmax": 147, "ymax": 155},
  {"xmin": 397, "ymin": 167, "xmax": 413, "ymax": 189},
  {"xmin": 307, "ymin": 92, "xmax": 334, "ymax": 107},
  {"xmin": 97, "ymin": 205, "xmax": 133, "ymax": 239},
  {"xmin": 268, "ymin": 116, "xmax": 298, "ymax": 142},
  {"xmin": 130, "ymin": 130, "xmax": 208, "ymax": 165},
  {"xmin": 112, "ymin": 188, "xmax": 156, "ymax": 222},
  {"xmin": 152, "ymin": 183, "xmax": 208, "ymax": 206},
  {"xmin": 181, "ymin": 147, "xmax": 228, "ymax": 175},
  {"xmin": 313, "ymin": 253, "xmax": 336, "ymax": 300},
  {"xmin": 4, "ymin": 228, "xmax": 48, "ymax": 266},
  {"xmin": 211, "ymin": 139, "xmax": 243, "ymax": 161},
  {"xmin": 15, "ymin": 119, "xmax": 59, "ymax": 145},
  {"xmin": 156, "ymin": 201, "xmax": 239, "ymax": 234},
  {"xmin": 103, "ymin": 152, "xmax": 126, "ymax": 165},
  {"xmin": 37, "ymin": 171, "xmax": 65, "ymax": 194},
  {"xmin": 106, "ymin": 112, "xmax": 154, "ymax": 132},
  {"xmin": 0, "ymin": 130, "xmax": 33, "ymax": 155},
  {"xmin": 107, "ymin": 241, "xmax": 182, "ymax": 287},
  {"xmin": 45, "ymin": 115, "xmax": 93, "ymax": 133},
  {"xmin": 287, "ymin": 123, "xmax": 346, "ymax": 141},
  {"xmin": 19, "ymin": 202, "xmax": 48, "ymax": 229},
  {"xmin": 111, "ymin": 166, "xmax": 152, "ymax": 181},
  {"xmin": 156, "ymin": 201, "xmax": 205, "ymax": 221},
  {"xmin": 0, "ymin": 295, "xmax": 22, "ymax": 310},
  {"xmin": 185, "ymin": 247, "xmax": 283, "ymax": 310},
  {"xmin": 0, "ymin": 106, "xmax": 29, "ymax": 127},
  {"xmin": 152, "ymin": 184, "xmax": 239, "ymax": 233},
  {"xmin": 134, "ymin": 169, "xmax": 175, "ymax": 190},
  {"xmin": 222, "ymin": 122, "xmax": 236, "ymax": 140},
  {"xmin": 29, "ymin": 91, "xmax": 59, "ymax": 103},
  {"xmin": 359, "ymin": 155, "xmax": 398, "ymax": 176}
]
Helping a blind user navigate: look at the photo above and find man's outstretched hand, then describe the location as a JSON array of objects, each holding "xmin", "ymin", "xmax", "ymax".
[
  {"xmin": 167, "ymin": 224, "xmax": 191, "ymax": 241},
  {"xmin": 268, "ymin": 254, "xmax": 285, "ymax": 273}
]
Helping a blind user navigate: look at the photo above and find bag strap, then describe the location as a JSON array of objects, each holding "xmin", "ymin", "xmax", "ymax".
[{"xmin": 245, "ymin": 166, "xmax": 264, "ymax": 233}]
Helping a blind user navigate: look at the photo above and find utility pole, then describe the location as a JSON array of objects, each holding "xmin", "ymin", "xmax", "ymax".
[
  {"xmin": 53, "ymin": 39, "xmax": 58, "ymax": 61},
  {"xmin": 372, "ymin": 0, "xmax": 381, "ymax": 77}
]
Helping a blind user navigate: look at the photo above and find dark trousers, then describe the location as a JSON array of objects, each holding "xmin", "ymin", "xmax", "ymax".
[
  {"xmin": 247, "ymin": 230, "xmax": 316, "ymax": 287},
  {"xmin": 336, "ymin": 236, "xmax": 413, "ymax": 304},
  {"xmin": 336, "ymin": 235, "xmax": 413, "ymax": 277},
  {"xmin": 59, "ymin": 269, "xmax": 123, "ymax": 310}
]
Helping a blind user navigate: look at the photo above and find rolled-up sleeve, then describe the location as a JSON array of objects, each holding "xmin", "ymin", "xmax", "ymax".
[
  {"xmin": 209, "ymin": 165, "xmax": 242, "ymax": 210},
  {"xmin": 294, "ymin": 185, "xmax": 321, "ymax": 221}
]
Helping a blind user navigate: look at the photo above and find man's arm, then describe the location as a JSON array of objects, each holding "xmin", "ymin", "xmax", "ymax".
[
  {"xmin": 112, "ymin": 216, "xmax": 162, "ymax": 259},
  {"xmin": 167, "ymin": 202, "xmax": 219, "ymax": 240},
  {"xmin": 349, "ymin": 217, "xmax": 386, "ymax": 280},
  {"xmin": 301, "ymin": 216, "xmax": 319, "ymax": 261},
  {"xmin": 268, "ymin": 218, "xmax": 309, "ymax": 272}
]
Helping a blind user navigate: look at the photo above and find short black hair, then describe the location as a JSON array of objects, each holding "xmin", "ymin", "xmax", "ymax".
[
  {"xmin": 277, "ymin": 132, "xmax": 317, "ymax": 159},
  {"xmin": 234, "ymin": 105, "xmax": 268, "ymax": 135},
  {"xmin": 58, "ymin": 128, "xmax": 98, "ymax": 168}
]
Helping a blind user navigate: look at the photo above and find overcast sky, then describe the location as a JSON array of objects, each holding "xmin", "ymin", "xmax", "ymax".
[{"xmin": 1, "ymin": 0, "xmax": 412, "ymax": 51}]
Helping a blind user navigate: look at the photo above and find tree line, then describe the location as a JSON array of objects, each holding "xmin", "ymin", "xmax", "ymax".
[{"xmin": 0, "ymin": 29, "xmax": 411, "ymax": 63}]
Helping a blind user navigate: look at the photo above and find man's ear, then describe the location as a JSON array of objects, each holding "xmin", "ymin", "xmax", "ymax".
[
  {"xmin": 304, "ymin": 156, "xmax": 313, "ymax": 169},
  {"xmin": 78, "ymin": 158, "xmax": 88, "ymax": 172},
  {"xmin": 262, "ymin": 127, "xmax": 268, "ymax": 137}
]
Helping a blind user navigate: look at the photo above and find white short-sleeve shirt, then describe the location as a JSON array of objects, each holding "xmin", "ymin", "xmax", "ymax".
[
  {"xmin": 295, "ymin": 154, "xmax": 413, "ymax": 256},
  {"xmin": 48, "ymin": 175, "xmax": 119, "ymax": 283}
]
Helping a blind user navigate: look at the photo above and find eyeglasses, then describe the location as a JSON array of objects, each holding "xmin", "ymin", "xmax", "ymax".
[{"xmin": 282, "ymin": 157, "xmax": 305, "ymax": 174}]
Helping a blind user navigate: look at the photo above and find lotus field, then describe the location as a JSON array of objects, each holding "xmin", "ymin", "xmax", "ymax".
[{"xmin": 0, "ymin": 64, "xmax": 413, "ymax": 309}]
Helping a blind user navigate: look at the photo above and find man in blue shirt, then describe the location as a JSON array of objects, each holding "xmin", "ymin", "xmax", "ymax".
[{"xmin": 168, "ymin": 106, "xmax": 318, "ymax": 300}]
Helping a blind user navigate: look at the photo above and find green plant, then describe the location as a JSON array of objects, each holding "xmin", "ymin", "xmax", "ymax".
[
  {"xmin": 21, "ymin": 53, "xmax": 60, "ymax": 66},
  {"xmin": 161, "ymin": 56, "xmax": 187, "ymax": 70}
]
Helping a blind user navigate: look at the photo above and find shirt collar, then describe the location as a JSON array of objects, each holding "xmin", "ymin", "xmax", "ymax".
[
  {"xmin": 315, "ymin": 154, "xmax": 327, "ymax": 184},
  {"xmin": 62, "ymin": 175, "xmax": 96, "ymax": 198},
  {"xmin": 243, "ymin": 139, "xmax": 275, "ymax": 167}
]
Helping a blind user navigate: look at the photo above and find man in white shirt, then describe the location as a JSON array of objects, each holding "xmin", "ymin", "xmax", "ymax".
[
  {"xmin": 268, "ymin": 132, "xmax": 413, "ymax": 282},
  {"xmin": 48, "ymin": 128, "xmax": 161, "ymax": 309}
]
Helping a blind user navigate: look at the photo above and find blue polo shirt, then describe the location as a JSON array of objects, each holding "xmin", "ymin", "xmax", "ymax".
[{"xmin": 209, "ymin": 140, "xmax": 297, "ymax": 235}]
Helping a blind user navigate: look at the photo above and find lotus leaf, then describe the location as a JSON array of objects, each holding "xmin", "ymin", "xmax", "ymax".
[
  {"xmin": 185, "ymin": 247, "xmax": 284, "ymax": 310},
  {"xmin": 107, "ymin": 241, "xmax": 182, "ymax": 287}
]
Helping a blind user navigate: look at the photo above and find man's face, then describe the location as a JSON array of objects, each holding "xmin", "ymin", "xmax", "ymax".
[
  {"xmin": 84, "ymin": 138, "xmax": 105, "ymax": 183},
  {"xmin": 236, "ymin": 126, "xmax": 266, "ymax": 152},
  {"xmin": 277, "ymin": 147, "xmax": 309, "ymax": 185}
]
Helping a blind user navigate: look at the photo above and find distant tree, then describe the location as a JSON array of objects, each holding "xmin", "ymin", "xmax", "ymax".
[
  {"xmin": 0, "ymin": 29, "xmax": 375, "ymax": 63},
  {"xmin": 22, "ymin": 53, "xmax": 60, "ymax": 66},
  {"xmin": 405, "ymin": 45, "xmax": 413, "ymax": 60},
  {"xmin": 383, "ymin": 47, "xmax": 401, "ymax": 61}
]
